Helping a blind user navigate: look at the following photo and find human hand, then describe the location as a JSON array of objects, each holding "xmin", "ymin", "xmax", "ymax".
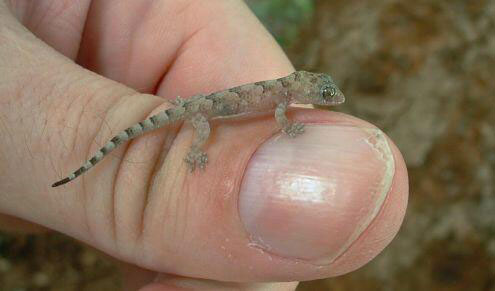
[{"xmin": 0, "ymin": 1, "xmax": 408, "ymax": 290}]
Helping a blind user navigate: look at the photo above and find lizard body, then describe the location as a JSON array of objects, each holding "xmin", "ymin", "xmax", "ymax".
[{"xmin": 52, "ymin": 71, "xmax": 345, "ymax": 187}]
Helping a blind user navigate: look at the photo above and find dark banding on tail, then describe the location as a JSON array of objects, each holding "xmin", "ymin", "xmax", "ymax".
[
  {"xmin": 52, "ymin": 177, "xmax": 71, "ymax": 187},
  {"xmin": 51, "ymin": 108, "xmax": 174, "ymax": 187}
]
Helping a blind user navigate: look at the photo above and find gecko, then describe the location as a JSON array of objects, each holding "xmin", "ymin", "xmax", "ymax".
[{"xmin": 51, "ymin": 71, "xmax": 345, "ymax": 187}]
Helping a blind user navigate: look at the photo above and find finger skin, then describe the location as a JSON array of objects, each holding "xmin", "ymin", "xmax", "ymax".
[
  {"xmin": 110, "ymin": 109, "xmax": 407, "ymax": 281},
  {"xmin": 0, "ymin": 0, "xmax": 408, "ymax": 283}
]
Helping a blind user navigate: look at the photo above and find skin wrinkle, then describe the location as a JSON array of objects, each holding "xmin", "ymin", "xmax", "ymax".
[
  {"xmin": 141, "ymin": 122, "xmax": 185, "ymax": 251},
  {"xmin": 60, "ymin": 90, "xmax": 91, "ymax": 153},
  {"xmin": 114, "ymin": 137, "xmax": 146, "ymax": 252},
  {"xmin": 81, "ymin": 94, "xmax": 120, "ymax": 248},
  {"xmin": 137, "ymin": 121, "xmax": 183, "ymax": 245},
  {"xmin": 81, "ymin": 157, "xmax": 95, "ymax": 245},
  {"xmin": 112, "ymin": 139, "xmax": 129, "ymax": 255},
  {"xmin": 37, "ymin": 107, "xmax": 49, "ymax": 150},
  {"xmin": 0, "ymin": 115, "xmax": 14, "ymax": 189},
  {"xmin": 97, "ymin": 96, "xmax": 168, "ymax": 258},
  {"xmin": 24, "ymin": 125, "xmax": 35, "ymax": 160},
  {"xmin": 160, "ymin": 166, "xmax": 176, "ymax": 262},
  {"xmin": 62, "ymin": 85, "xmax": 100, "ymax": 246},
  {"xmin": 57, "ymin": 93, "xmax": 79, "ymax": 156},
  {"xmin": 172, "ymin": 167, "xmax": 186, "ymax": 250},
  {"xmin": 25, "ymin": 111, "xmax": 36, "ymax": 156},
  {"xmin": 44, "ymin": 86, "xmax": 75, "ymax": 177},
  {"xmin": 74, "ymin": 90, "xmax": 104, "ymax": 154},
  {"xmin": 0, "ymin": 104, "xmax": 15, "ymax": 156},
  {"xmin": 175, "ymin": 141, "xmax": 190, "ymax": 246},
  {"xmin": 181, "ymin": 174, "xmax": 191, "ymax": 253},
  {"xmin": 140, "ymin": 144, "xmax": 179, "ymax": 267},
  {"xmin": 28, "ymin": 71, "xmax": 92, "ymax": 160},
  {"xmin": 135, "ymin": 134, "xmax": 162, "ymax": 245},
  {"xmin": 12, "ymin": 69, "xmax": 57, "ymax": 167},
  {"xmin": 90, "ymin": 92, "xmax": 140, "ymax": 251}
]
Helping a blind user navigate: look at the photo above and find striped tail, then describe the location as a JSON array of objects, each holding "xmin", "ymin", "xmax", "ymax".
[{"xmin": 52, "ymin": 108, "xmax": 178, "ymax": 187}]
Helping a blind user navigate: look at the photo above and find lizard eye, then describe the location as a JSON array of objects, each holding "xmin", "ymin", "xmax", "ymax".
[{"xmin": 321, "ymin": 85, "xmax": 336, "ymax": 99}]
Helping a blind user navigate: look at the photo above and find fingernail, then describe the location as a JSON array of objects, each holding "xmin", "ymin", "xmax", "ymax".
[{"xmin": 239, "ymin": 125, "xmax": 395, "ymax": 264}]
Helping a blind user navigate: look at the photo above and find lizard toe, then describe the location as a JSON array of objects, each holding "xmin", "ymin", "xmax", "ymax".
[
  {"xmin": 284, "ymin": 122, "xmax": 305, "ymax": 138},
  {"xmin": 185, "ymin": 150, "xmax": 208, "ymax": 171}
]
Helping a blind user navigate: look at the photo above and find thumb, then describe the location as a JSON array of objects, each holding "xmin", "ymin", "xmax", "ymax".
[{"xmin": 0, "ymin": 1, "xmax": 409, "ymax": 284}]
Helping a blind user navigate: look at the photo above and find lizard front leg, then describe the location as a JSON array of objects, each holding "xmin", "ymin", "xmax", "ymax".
[
  {"xmin": 184, "ymin": 113, "xmax": 210, "ymax": 171},
  {"xmin": 275, "ymin": 102, "xmax": 305, "ymax": 137}
]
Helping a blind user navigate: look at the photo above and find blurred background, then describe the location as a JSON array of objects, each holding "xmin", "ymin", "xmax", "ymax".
[{"xmin": 1, "ymin": 0, "xmax": 494, "ymax": 290}]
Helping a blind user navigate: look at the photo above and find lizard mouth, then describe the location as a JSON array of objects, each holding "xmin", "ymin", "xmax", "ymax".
[
  {"xmin": 330, "ymin": 93, "xmax": 346, "ymax": 105},
  {"xmin": 317, "ymin": 92, "xmax": 345, "ymax": 106}
]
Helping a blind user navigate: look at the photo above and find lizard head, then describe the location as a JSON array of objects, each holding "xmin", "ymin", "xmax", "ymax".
[{"xmin": 289, "ymin": 71, "xmax": 345, "ymax": 106}]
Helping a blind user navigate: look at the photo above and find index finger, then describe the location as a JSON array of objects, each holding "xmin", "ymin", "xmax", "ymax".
[{"xmin": 76, "ymin": 0, "xmax": 294, "ymax": 96}]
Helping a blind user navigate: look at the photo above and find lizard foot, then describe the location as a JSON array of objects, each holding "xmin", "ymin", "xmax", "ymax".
[
  {"xmin": 184, "ymin": 149, "xmax": 208, "ymax": 172},
  {"xmin": 172, "ymin": 96, "xmax": 186, "ymax": 107},
  {"xmin": 283, "ymin": 122, "xmax": 305, "ymax": 138}
]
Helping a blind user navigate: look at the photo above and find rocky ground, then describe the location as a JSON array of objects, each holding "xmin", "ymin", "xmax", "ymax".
[{"xmin": 1, "ymin": 0, "xmax": 494, "ymax": 290}]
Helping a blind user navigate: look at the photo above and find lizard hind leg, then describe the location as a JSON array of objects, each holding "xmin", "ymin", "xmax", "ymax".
[
  {"xmin": 184, "ymin": 114, "xmax": 211, "ymax": 172},
  {"xmin": 275, "ymin": 102, "xmax": 305, "ymax": 138},
  {"xmin": 283, "ymin": 122, "xmax": 305, "ymax": 137}
]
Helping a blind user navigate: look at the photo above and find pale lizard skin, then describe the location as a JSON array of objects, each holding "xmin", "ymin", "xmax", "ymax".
[{"xmin": 52, "ymin": 71, "xmax": 345, "ymax": 187}]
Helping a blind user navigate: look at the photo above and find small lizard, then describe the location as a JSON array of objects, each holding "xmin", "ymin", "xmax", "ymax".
[{"xmin": 52, "ymin": 71, "xmax": 345, "ymax": 187}]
